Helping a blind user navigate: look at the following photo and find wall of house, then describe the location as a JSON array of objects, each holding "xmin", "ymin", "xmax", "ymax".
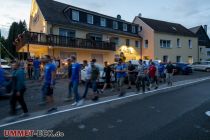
[
  {"xmin": 29, "ymin": 0, "xmax": 46, "ymax": 33},
  {"xmin": 22, "ymin": 44, "xmax": 115, "ymax": 64},
  {"xmin": 199, "ymin": 46, "xmax": 208, "ymax": 61},
  {"xmin": 48, "ymin": 25, "xmax": 141, "ymax": 61},
  {"xmin": 205, "ymin": 48, "xmax": 210, "ymax": 60},
  {"xmin": 133, "ymin": 17, "xmax": 155, "ymax": 60},
  {"xmin": 154, "ymin": 33, "xmax": 198, "ymax": 63}
]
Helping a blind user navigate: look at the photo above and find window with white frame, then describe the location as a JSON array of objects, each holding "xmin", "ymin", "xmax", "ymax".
[
  {"xmin": 189, "ymin": 40, "xmax": 192, "ymax": 48},
  {"xmin": 132, "ymin": 26, "xmax": 136, "ymax": 33},
  {"xmin": 177, "ymin": 38, "xmax": 181, "ymax": 48},
  {"xmin": 160, "ymin": 40, "xmax": 171, "ymax": 48},
  {"xmin": 144, "ymin": 40, "xmax": 148, "ymax": 48},
  {"xmin": 113, "ymin": 21, "xmax": 118, "ymax": 29},
  {"xmin": 87, "ymin": 14, "xmax": 94, "ymax": 24},
  {"xmin": 100, "ymin": 18, "xmax": 106, "ymax": 27},
  {"xmin": 72, "ymin": 10, "xmax": 79, "ymax": 21},
  {"xmin": 123, "ymin": 23, "xmax": 128, "ymax": 31}
]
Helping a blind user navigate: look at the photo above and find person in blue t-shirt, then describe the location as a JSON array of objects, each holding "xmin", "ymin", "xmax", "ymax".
[
  {"xmin": 0, "ymin": 67, "xmax": 5, "ymax": 87},
  {"xmin": 115, "ymin": 58, "xmax": 127, "ymax": 97},
  {"xmin": 41, "ymin": 55, "xmax": 57, "ymax": 113},
  {"xmin": 69, "ymin": 55, "xmax": 83, "ymax": 106},
  {"xmin": 33, "ymin": 57, "xmax": 41, "ymax": 80}
]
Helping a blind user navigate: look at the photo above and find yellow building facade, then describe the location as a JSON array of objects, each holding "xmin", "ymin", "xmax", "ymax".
[{"xmin": 17, "ymin": 0, "xmax": 141, "ymax": 64}]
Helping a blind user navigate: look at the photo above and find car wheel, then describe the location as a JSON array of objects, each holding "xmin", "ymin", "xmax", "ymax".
[{"xmin": 206, "ymin": 68, "xmax": 210, "ymax": 72}]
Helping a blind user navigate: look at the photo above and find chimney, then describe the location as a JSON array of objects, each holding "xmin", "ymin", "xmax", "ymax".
[
  {"xmin": 204, "ymin": 25, "xmax": 207, "ymax": 33},
  {"xmin": 117, "ymin": 15, "xmax": 121, "ymax": 20}
]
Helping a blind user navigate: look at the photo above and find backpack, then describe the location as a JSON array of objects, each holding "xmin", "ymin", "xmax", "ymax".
[{"xmin": 91, "ymin": 65, "xmax": 100, "ymax": 80}]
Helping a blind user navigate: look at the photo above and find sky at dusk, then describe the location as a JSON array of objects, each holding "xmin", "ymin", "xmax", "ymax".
[{"xmin": 0, "ymin": 0, "xmax": 210, "ymax": 37}]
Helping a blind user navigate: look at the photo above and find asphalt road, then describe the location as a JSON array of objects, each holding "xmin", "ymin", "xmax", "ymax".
[
  {"xmin": 0, "ymin": 78, "xmax": 210, "ymax": 140},
  {"xmin": 45, "ymin": 80, "xmax": 210, "ymax": 140}
]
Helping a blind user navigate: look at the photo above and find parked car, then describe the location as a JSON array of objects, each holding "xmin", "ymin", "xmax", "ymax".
[
  {"xmin": 81, "ymin": 63, "xmax": 115, "ymax": 86},
  {"xmin": 173, "ymin": 63, "xmax": 192, "ymax": 75},
  {"xmin": 0, "ymin": 59, "xmax": 11, "ymax": 73},
  {"xmin": 191, "ymin": 61, "xmax": 210, "ymax": 72}
]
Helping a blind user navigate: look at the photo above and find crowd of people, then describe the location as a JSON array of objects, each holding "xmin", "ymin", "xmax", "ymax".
[{"xmin": 0, "ymin": 53, "xmax": 176, "ymax": 117}]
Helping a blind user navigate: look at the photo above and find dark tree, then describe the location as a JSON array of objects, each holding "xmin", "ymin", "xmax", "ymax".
[{"xmin": 6, "ymin": 20, "xmax": 27, "ymax": 58}]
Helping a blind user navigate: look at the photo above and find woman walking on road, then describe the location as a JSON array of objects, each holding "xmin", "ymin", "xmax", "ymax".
[{"xmin": 10, "ymin": 61, "xmax": 28, "ymax": 117}]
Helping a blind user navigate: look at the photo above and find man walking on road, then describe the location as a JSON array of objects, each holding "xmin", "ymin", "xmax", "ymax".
[
  {"xmin": 33, "ymin": 57, "xmax": 41, "ymax": 80},
  {"xmin": 10, "ymin": 62, "xmax": 28, "ymax": 117},
  {"xmin": 148, "ymin": 62, "xmax": 158, "ymax": 90},
  {"xmin": 165, "ymin": 61, "xmax": 175, "ymax": 86},
  {"xmin": 127, "ymin": 61, "xmax": 135, "ymax": 89},
  {"xmin": 65, "ymin": 58, "xmax": 73, "ymax": 101},
  {"xmin": 136, "ymin": 59, "xmax": 146, "ymax": 93},
  {"xmin": 115, "ymin": 58, "xmax": 127, "ymax": 97},
  {"xmin": 82, "ymin": 60, "xmax": 92, "ymax": 100},
  {"xmin": 101, "ymin": 61, "xmax": 113, "ymax": 93},
  {"xmin": 41, "ymin": 55, "xmax": 57, "ymax": 113},
  {"xmin": 90, "ymin": 59, "xmax": 100, "ymax": 101},
  {"xmin": 70, "ymin": 56, "xmax": 83, "ymax": 106}
]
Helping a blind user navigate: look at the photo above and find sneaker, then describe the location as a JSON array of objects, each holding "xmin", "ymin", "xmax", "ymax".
[
  {"xmin": 39, "ymin": 101, "xmax": 47, "ymax": 106},
  {"xmin": 127, "ymin": 87, "xmax": 131, "ymax": 89},
  {"xmin": 72, "ymin": 102, "xmax": 77, "ymax": 106},
  {"xmin": 47, "ymin": 107, "xmax": 57, "ymax": 113},
  {"xmin": 118, "ymin": 92, "xmax": 126, "ymax": 97},
  {"xmin": 19, "ymin": 113, "xmax": 29, "ymax": 118},
  {"xmin": 92, "ymin": 96, "xmax": 99, "ymax": 101},
  {"xmin": 16, "ymin": 105, "xmax": 21, "ymax": 110},
  {"xmin": 76, "ymin": 99, "xmax": 84, "ymax": 106},
  {"xmin": 147, "ymin": 88, "xmax": 150, "ymax": 91},
  {"xmin": 155, "ymin": 87, "xmax": 158, "ymax": 90},
  {"xmin": 100, "ymin": 90, "xmax": 104, "ymax": 94},
  {"xmin": 64, "ymin": 97, "xmax": 74, "ymax": 102}
]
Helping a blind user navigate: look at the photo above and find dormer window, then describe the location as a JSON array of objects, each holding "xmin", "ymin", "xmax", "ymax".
[
  {"xmin": 72, "ymin": 10, "xmax": 79, "ymax": 21},
  {"xmin": 100, "ymin": 18, "xmax": 106, "ymax": 27},
  {"xmin": 123, "ymin": 23, "xmax": 127, "ymax": 31},
  {"xmin": 132, "ymin": 26, "xmax": 136, "ymax": 33},
  {"xmin": 87, "ymin": 14, "xmax": 94, "ymax": 24},
  {"xmin": 113, "ymin": 21, "xmax": 118, "ymax": 29}
]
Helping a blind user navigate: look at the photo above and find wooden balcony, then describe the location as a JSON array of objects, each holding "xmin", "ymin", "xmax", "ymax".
[{"xmin": 15, "ymin": 31, "xmax": 116, "ymax": 51}]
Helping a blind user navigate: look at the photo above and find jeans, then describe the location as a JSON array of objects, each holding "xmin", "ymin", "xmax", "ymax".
[
  {"xmin": 41, "ymin": 84, "xmax": 48, "ymax": 102},
  {"xmin": 82, "ymin": 79, "xmax": 91, "ymax": 99},
  {"xmin": 68, "ymin": 81, "xmax": 73, "ymax": 98},
  {"xmin": 92, "ymin": 80, "xmax": 98, "ymax": 93},
  {"xmin": 69, "ymin": 81, "xmax": 80, "ymax": 102},
  {"xmin": 34, "ymin": 68, "xmax": 40, "ymax": 80}
]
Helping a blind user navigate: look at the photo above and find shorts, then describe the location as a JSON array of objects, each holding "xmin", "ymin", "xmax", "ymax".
[
  {"xmin": 117, "ymin": 77, "xmax": 125, "ymax": 87},
  {"xmin": 42, "ymin": 84, "xmax": 53, "ymax": 96},
  {"xmin": 128, "ymin": 73, "xmax": 134, "ymax": 82}
]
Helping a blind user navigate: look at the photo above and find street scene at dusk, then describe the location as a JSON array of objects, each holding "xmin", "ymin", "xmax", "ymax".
[{"xmin": 0, "ymin": 0, "xmax": 210, "ymax": 139}]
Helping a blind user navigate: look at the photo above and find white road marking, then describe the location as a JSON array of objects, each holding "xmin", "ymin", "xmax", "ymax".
[
  {"xmin": 205, "ymin": 111, "xmax": 210, "ymax": 117},
  {"xmin": 0, "ymin": 77, "xmax": 209, "ymax": 128}
]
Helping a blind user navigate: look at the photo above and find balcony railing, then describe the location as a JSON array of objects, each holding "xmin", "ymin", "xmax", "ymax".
[{"xmin": 16, "ymin": 31, "xmax": 116, "ymax": 51}]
